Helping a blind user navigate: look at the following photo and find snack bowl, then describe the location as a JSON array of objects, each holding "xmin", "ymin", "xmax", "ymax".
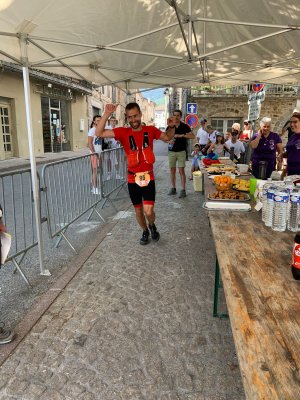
[
  {"xmin": 236, "ymin": 164, "xmax": 249, "ymax": 173},
  {"xmin": 215, "ymin": 183, "xmax": 232, "ymax": 191},
  {"xmin": 213, "ymin": 175, "xmax": 233, "ymax": 191}
]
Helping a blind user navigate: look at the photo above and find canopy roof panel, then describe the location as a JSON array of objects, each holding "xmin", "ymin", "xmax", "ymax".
[{"xmin": 0, "ymin": 0, "xmax": 300, "ymax": 89}]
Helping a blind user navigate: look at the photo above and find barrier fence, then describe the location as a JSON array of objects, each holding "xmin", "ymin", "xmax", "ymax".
[
  {"xmin": 0, "ymin": 168, "xmax": 40, "ymax": 286},
  {"xmin": 0, "ymin": 148, "xmax": 128, "ymax": 286},
  {"xmin": 41, "ymin": 148, "xmax": 127, "ymax": 251}
]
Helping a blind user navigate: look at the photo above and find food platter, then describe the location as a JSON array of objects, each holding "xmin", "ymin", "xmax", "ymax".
[
  {"xmin": 208, "ymin": 193, "xmax": 250, "ymax": 202},
  {"xmin": 232, "ymin": 185, "xmax": 250, "ymax": 192},
  {"xmin": 236, "ymin": 172, "xmax": 252, "ymax": 176},
  {"xmin": 203, "ymin": 202, "xmax": 251, "ymax": 211}
]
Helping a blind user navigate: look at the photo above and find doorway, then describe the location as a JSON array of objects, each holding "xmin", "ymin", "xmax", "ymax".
[{"xmin": 41, "ymin": 96, "xmax": 70, "ymax": 152}]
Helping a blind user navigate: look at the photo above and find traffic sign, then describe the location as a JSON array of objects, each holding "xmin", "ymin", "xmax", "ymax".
[
  {"xmin": 248, "ymin": 89, "xmax": 266, "ymax": 120},
  {"xmin": 185, "ymin": 114, "xmax": 199, "ymax": 128},
  {"xmin": 187, "ymin": 103, "xmax": 198, "ymax": 114},
  {"xmin": 248, "ymin": 102, "xmax": 262, "ymax": 121},
  {"xmin": 252, "ymin": 83, "xmax": 265, "ymax": 92}
]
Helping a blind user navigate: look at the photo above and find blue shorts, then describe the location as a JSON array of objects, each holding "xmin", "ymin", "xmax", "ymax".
[{"xmin": 192, "ymin": 158, "xmax": 199, "ymax": 168}]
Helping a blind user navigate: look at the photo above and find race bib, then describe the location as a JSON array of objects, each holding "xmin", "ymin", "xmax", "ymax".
[{"xmin": 135, "ymin": 172, "xmax": 150, "ymax": 187}]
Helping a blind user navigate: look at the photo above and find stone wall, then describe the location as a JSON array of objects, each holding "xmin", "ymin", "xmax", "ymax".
[{"xmin": 191, "ymin": 95, "xmax": 299, "ymax": 143}]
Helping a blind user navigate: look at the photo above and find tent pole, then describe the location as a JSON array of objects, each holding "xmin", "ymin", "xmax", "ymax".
[
  {"xmin": 125, "ymin": 81, "xmax": 130, "ymax": 103},
  {"xmin": 188, "ymin": 0, "xmax": 192, "ymax": 55},
  {"xmin": 19, "ymin": 34, "xmax": 50, "ymax": 277}
]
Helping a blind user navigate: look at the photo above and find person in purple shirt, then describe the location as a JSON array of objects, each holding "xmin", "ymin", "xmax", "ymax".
[
  {"xmin": 250, "ymin": 117, "xmax": 283, "ymax": 179},
  {"xmin": 286, "ymin": 112, "xmax": 300, "ymax": 175}
]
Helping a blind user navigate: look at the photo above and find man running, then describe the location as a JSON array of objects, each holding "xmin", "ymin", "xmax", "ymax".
[{"xmin": 95, "ymin": 102, "xmax": 176, "ymax": 245}]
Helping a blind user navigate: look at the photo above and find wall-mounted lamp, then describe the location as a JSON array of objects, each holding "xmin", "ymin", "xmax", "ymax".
[
  {"xmin": 68, "ymin": 89, "xmax": 71, "ymax": 93},
  {"xmin": 47, "ymin": 83, "xmax": 52, "ymax": 88}
]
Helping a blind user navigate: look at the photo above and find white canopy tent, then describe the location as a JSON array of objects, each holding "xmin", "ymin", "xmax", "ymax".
[
  {"xmin": 0, "ymin": 0, "xmax": 299, "ymax": 275},
  {"xmin": 1, "ymin": 0, "xmax": 300, "ymax": 89}
]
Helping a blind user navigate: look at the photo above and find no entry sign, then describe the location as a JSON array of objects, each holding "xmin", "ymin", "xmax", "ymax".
[{"xmin": 185, "ymin": 114, "xmax": 199, "ymax": 128}]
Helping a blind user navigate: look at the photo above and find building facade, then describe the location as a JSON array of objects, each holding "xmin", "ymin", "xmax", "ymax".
[
  {"xmin": 190, "ymin": 85, "xmax": 300, "ymax": 144},
  {"xmin": 0, "ymin": 64, "xmax": 156, "ymax": 160}
]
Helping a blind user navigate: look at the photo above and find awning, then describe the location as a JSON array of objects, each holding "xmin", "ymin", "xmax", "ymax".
[{"xmin": 1, "ymin": 0, "xmax": 300, "ymax": 90}]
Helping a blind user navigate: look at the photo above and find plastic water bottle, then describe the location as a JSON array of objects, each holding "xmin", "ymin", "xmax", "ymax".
[
  {"xmin": 264, "ymin": 185, "xmax": 277, "ymax": 227},
  {"xmin": 272, "ymin": 188, "xmax": 289, "ymax": 231},
  {"xmin": 262, "ymin": 182, "xmax": 273, "ymax": 223},
  {"xmin": 288, "ymin": 186, "xmax": 300, "ymax": 232}
]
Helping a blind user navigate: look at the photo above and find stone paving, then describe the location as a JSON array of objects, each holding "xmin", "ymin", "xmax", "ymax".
[{"xmin": 0, "ymin": 159, "xmax": 245, "ymax": 400}]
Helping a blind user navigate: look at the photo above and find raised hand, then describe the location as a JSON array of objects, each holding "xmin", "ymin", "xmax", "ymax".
[
  {"xmin": 167, "ymin": 116, "xmax": 176, "ymax": 128},
  {"xmin": 105, "ymin": 104, "xmax": 118, "ymax": 115}
]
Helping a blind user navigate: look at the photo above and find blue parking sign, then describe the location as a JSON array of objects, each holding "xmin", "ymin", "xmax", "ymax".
[{"xmin": 187, "ymin": 103, "xmax": 197, "ymax": 114}]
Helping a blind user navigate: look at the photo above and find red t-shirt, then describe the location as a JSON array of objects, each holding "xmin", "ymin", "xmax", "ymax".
[{"xmin": 114, "ymin": 126, "xmax": 161, "ymax": 183}]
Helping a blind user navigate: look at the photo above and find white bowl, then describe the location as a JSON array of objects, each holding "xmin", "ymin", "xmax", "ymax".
[{"xmin": 236, "ymin": 164, "xmax": 249, "ymax": 173}]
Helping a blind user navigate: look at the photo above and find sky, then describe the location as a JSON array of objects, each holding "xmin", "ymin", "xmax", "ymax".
[{"xmin": 140, "ymin": 88, "xmax": 165, "ymax": 103}]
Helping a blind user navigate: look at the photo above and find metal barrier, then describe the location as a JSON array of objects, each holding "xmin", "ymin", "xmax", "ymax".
[
  {"xmin": 100, "ymin": 147, "xmax": 127, "ymax": 206},
  {"xmin": 0, "ymin": 168, "xmax": 41, "ymax": 286},
  {"xmin": 0, "ymin": 150, "xmax": 128, "ymax": 285},
  {"xmin": 41, "ymin": 153, "xmax": 105, "ymax": 251}
]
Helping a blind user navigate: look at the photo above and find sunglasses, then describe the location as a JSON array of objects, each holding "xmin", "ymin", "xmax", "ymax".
[
  {"xmin": 244, "ymin": 122, "xmax": 249, "ymax": 125},
  {"xmin": 231, "ymin": 131, "xmax": 238, "ymax": 135}
]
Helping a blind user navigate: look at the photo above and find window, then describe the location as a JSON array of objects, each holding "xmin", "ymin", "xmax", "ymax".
[
  {"xmin": 211, "ymin": 118, "xmax": 242, "ymax": 133},
  {"xmin": 0, "ymin": 105, "xmax": 12, "ymax": 154}
]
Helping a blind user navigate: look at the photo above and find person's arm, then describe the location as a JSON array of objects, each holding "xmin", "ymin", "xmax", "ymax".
[
  {"xmin": 95, "ymin": 104, "xmax": 118, "ymax": 138},
  {"xmin": 88, "ymin": 135, "xmax": 95, "ymax": 152},
  {"xmin": 207, "ymin": 143, "xmax": 215, "ymax": 154},
  {"xmin": 276, "ymin": 142, "xmax": 283, "ymax": 161},
  {"xmin": 224, "ymin": 144, "xmax": 230, "ymax": 153},
  {"xmin": 240, "ymin": 141, "xmax": 245, "ymax": 153},
  {"xmin": 159, "ymin": 117, "xmax": 176, "ymax": 142},
  {"xmin": 250, "ymin": 131, "xmax": 262, "ymax": 149},
  {"xmin": 185, "ymin": 131, "xmax": 195, "ymax": 139}
]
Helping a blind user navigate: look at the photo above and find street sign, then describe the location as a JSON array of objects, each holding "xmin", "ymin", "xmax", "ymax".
[
  {"xmin": 248, "ymin": 89, "xmax": 266, "ymax": 121},
  {"xmin": 187, "ymin": 103, "xmax": 197, "ymax": 114},
  {"xmin": 252, "ymin": 83, "xmax": 265, "ymax": 92},
  {"xmin": 185, "ymin": 114, "xmax": 199, "ymax": 128}
]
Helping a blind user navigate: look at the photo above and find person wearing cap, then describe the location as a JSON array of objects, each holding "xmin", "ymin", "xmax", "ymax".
[
  {"xmin": 196, "ymin": 118, "xmax": 208, "ymax": 151},
  {"xmin": 207, "ymin": 132, "xmax": 230, "ymax": 157},
  {"xmin": 225, "ymin": 124, "xmax": 245, "ymax": 161},
  {"xmin": 189, "ymin": 143, "xmax": 202, "ymax": 180}
]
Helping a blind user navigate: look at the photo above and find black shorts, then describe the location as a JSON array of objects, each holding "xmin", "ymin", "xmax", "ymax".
[{"xmin": 128, "ymin": 180, "xmax": 156, "ymax": 208}]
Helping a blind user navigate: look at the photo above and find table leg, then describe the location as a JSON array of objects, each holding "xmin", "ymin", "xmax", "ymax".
[{"xmin": 213, "ymin": 256, "xmax": 228, "ymax": 319}]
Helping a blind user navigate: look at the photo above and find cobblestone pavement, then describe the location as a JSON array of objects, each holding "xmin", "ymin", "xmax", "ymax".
[{"xmin": 0, "ymin": 159, "xmax": 245, "ymax": 400}]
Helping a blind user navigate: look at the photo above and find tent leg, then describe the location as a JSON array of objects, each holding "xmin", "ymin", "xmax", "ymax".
[{"xmin": 20, "ymin": 34, "xmax": 50, "ymax": 277}]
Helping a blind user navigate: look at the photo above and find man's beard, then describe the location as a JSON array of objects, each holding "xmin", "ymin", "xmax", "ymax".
[{"xmin": 129, "ymin": 121, "xmax": 141, "ymax": 130}]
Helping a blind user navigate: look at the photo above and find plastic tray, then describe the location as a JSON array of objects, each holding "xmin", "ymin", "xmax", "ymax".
[
  {"xmin": 207, "ymin": 193, "xmax": 250, "ymax": 202},
  {"xmin": 203, "ymin": 201, "xmax": 251, "ymax": 211},
  {"xmin": 232, "ymin": 185, "xmax": 250, "ymax": 192}
]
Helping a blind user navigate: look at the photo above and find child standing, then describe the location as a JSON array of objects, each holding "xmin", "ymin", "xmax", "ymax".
[
  {"xmin": 207, "ymin": 132, "xmax": 230, "ymax": 157},
  {"xmin": 190, "ymin": 143, "xmax": 202, "ymax": 180}
]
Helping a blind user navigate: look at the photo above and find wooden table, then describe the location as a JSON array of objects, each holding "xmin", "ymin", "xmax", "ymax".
[{"xmin": 204, "ymin": 172, "xmax": 300, "ymax": 400}]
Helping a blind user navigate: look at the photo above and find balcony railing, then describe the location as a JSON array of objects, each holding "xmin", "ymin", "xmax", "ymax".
[{"xmin": 191, "ymin": 84, "xmax": 300, "ymax": 97}]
